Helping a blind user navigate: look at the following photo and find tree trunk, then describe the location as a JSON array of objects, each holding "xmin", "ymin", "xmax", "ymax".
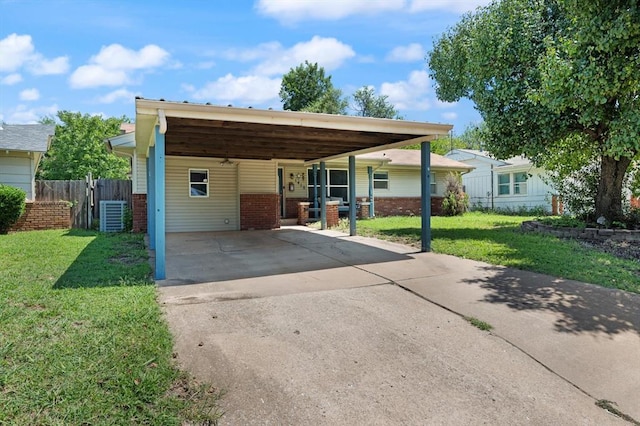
[{"xmin": 595, "ymin": 155, "xmax": 632, "ymax": 222}]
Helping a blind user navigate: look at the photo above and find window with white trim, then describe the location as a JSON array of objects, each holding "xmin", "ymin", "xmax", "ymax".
[
  {"xmin": 189, "ymin": 169, "xmax": 209, "ymax": 197},
  {"xmin": 513, "ymin": 172, "xmax": 528, "ymax": 195},
  {"xmin": 498, "ymin": 173, "xmax": 511, "ymax": 195},
  {"xmin": 307, "ymin": 168, "xmax": 349, "ymax": 202},
  {"xmin": 373, "ymin": 171, "xmax": 389, "ymax": 189},
  {"xmin": 431, "ymin": 172, "xmax": 437, "ymax": 195}
]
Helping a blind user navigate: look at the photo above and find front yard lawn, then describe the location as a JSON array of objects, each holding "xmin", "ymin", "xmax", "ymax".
[
  {"xmin": 0, "ymin": 230, "xmax": 220, "ymax": 425},
  {"xmin": 354, "ymin": 212, "xmax": 639, "ymax": 294}
]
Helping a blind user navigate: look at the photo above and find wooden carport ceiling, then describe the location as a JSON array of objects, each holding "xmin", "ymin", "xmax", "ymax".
[
  {"xmin": 165, "ymin": 117, "xmax": 414, "ymax": 162},
  {"xmin": 135, "ymin": 99, "xmax": 453, "ymax": 163}
]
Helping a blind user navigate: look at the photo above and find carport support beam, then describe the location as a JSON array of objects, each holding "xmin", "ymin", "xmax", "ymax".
[
  {"xmin": 349, "ymin": 155, "xmax": 356, "ymax": 236},
  {"xmin": 320, "ymin": 161, "xmax": 327, "ymax": 230},
  {"xmin": 368, "ymin": 166, "xmax": 374, "ymax": 218},
  {"xmin": 313, "ymin": 164, "xmax": 318, "ymax": 219},
  {"xmin": 421, "ymin": 141, "xmax": 431, "ymax": 252},
  {"xmin": 148, "ymin": 149, "xmax": 155, "ymax": 249},
  {"xmin": 154, "ymin": 126, "xmax": 166, "ymax": 279}
]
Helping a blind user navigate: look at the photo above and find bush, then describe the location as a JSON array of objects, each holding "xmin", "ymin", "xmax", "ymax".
[
  {"xmin": 122, "ymin": 207, "xmax": 133, "ymax": 232},
  {"xmin": 0, "ymin": 185, "xmax": 26, "ymax": 234},
  {"xmin": 441, "ymin": 173, "xmax": 469, "ymax": 216}
]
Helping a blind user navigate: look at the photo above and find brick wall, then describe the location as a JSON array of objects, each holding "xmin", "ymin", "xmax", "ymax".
[
  {"xmin": 240, "ymin": 193, "xmax": 280, "ymax": 230},
  {"xmin": 285, "ymin": 197, "xmax": 308, "ymax": 218},
  {"xmin": 326, "ymin": 202, "xmax": 339, "ymax": 227},
  {"xmin": 132, "ymin": 194, "xmax": 147, "ymax": 233},
  {"xmin": 9, "ymin": 201, "xmax": 71, "ymax": 232},
  {"xmin": 368, "ymin": 197, "xmax": 444, "ymax": 217}
]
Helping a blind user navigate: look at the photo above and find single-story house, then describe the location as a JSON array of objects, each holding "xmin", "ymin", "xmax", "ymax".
[
  {"xmin": 0, "ymin": 124, "xmax": 54, "ymax": 200},
  {"xmin": 116, "ymin": 98, "xmax": 456, "ymax": 279},
  {"xmin": 444, "ymin": 149, "xmax": 561, "ymax": 214}
]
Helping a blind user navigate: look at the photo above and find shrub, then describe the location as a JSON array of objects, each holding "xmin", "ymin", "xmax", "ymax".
[
  {"xmin": 441, "ymin": 172, "xmax": 469, "ymax": 216},
  {"xmin": 0, "ymin": 184, "xmax": 26, "ymax": 234},
  {"xmin": 123, "ymin": 207, "xmax": 133, "ymax": 232}
]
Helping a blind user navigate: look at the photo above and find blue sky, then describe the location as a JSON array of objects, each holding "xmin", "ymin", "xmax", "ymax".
[{"xmin": 0, "ymin": 0, "xmax": 487, "ymax": 134}]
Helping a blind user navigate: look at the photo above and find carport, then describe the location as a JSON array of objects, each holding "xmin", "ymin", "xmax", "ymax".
[{"xmin": 134, "ymin": 98, "xmax": 452, "ymax": 279}]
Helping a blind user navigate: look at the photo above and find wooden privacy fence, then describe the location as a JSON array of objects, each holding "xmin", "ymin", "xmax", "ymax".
[{"xmin": 36, "ymin": 178, "xmax": 132, "ymax": 229}]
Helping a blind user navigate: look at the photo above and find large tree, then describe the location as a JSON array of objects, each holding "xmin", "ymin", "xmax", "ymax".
[
  {"xmin": 303, "ymin": 87, "xmax": 348, "ymax": 115},
  {"xmin": 38, "ymin": 111, "xmax": 130, "ymax": 180},
  {"xmin": 351, "ymin": 86, "xmax": 400, "ymax": 119},
  {"xmin": 429, "ymin": 0, "xmax": 640, "ymax": 221},
  {"xmin": 279, "ymin": 61, "xmax": 336, "ymax": 111}
]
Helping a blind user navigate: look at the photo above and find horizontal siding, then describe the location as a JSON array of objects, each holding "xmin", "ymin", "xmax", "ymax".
[
  {"xmin": 0, "ymin": 154, "xmax": 32, "ymax": 199},
  {"xmin": 280, "ymin": 164, "xmax": 308, "ymax": 199},
  {"xmin": 238, "ymin": 161, "xmax": 276, "ymax": 193},
  {"xmin": 165, "ymin": 156, "xmax": 238, "ymax": 232},
  {"xmin": 135, "ymin": 153, "xmax": 146, "ymax": 194}
]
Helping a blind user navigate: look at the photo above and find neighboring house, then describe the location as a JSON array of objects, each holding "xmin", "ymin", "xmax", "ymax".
[
  {"xmin": 445, "ymin": 149, "xmax": 560, "ymax": 213},
  {"xmin": 0, "ymin": 124, "xmax": 54, "ymax": 200}
]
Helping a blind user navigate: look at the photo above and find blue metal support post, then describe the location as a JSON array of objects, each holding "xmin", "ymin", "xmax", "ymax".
[
  {"xmin": 154, "ymin": 126, "xmax": 166, "ymax": 279},
  {"xmin": 320, "ymin": 161, "xmax": 327, "ymax": 230},
  {"xmin": 312, "ymin": 164, "xmax": 318, "ymax": 219},
  {"xmin": 421, "ymin": 141, "xmax": 431, "ymax": 252},
  {"xmin": 349, "ymin": 155, "xmax": 356, "ymax": 236},
  {"xmin": 148, "ymin": 148, "xmax": 156, "ymax": 249},
  {"xmin": 367, "ymin": 165, "xmax": 374, "ymax": 218}
]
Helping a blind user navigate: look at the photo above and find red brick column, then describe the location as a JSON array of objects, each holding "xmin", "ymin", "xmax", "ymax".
[
  {"xmin": 286, "ymin": 197, "xmax": 309, "ymax": 218},
  {"xmin": 240, "ymin": 193, "xmax": 280, "ymax": 230},
  {"xmin": 326, "ymin": 201, "xmax": 339, "ymax": 227},
  {"xmin": 297, "ymin": 202, "xmax": 310, "ymax": 225},
  {"xmin": 358, "ymin": 202, "xmax": 370, "ymax": 219},
  {"xmin": 132, "ymin": 194, "xmax": 147, "ymax": 233},
  {"xmin": 9, "ymin": 201, "xmax": 71, "ymax": 232}
]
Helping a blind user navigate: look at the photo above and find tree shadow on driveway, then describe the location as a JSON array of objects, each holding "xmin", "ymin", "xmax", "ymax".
[{"xmin": 462, "ymin": 265, "xmax": 640, "ymax": 337}]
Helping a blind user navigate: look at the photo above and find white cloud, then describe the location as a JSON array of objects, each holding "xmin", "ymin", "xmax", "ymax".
[
  {"xmin": 255, "ymin": 0, "xmax": 490, "ymax": 22},
  {"xmin": 187, "ymin": 73, "xmax": 281, "ymax": 105},
  {"xmin": 1, "ymin": 73, "xmax": 23, "ymax": 85},
  {"xmin": 5, "ymin": 103, "xmax": 58, "ymax": 124},
  {"xmin": 256, "ymin": 0, "xmax": 405, "ymax": 23},
  {"xmin": 380, "ymin": 70, "xmax": 432, "ymax": 110},
  {"xmin": 0, "ymin": 33, "xmax": 68, "ymax": 75},
  {"xmin": 69, "ymin": 43, "xmax": 170, "ymax": 89},
  {"xmin": 409, "ymin": 0, "xmax": 491, "ymax": 13},
  {"xmin": 0, "ymin": 33, "xmax": 34, "ymax": 72},
  {"xmin": 28, "ymin": 55, "xmax": 70, "ymax": 75},
  {"xmin": 386, "ymin": 43, "xmax": 424, "ymax": 62},
  {"xmin": 19, "ymin": 88, "xmax": 40, "ymax": 101},
  {"xmin": 254, "ymin": 36, "xmax": 355, "ymax": 76},
  {"xmin": 95, "ymin": 88, "xmax": 139, "ymax": 104}
]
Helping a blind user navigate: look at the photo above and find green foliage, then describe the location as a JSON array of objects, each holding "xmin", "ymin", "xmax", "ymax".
[
  {"xmin": 537, "ymin": 216, "xmax": 586, "ymax": 229},
  {"xmin": 302, "ymin": 87, "xmax": 348, "ymax": 114},
  {"xmin": 428, "ymin": 0, "xmax": 640, "ymax": 221},
  {"xmin": 38, "ymin": 111, "xmax": 130, "ymax": 180},
  {"xmin": 351, "ymin": 86, "xmax": 400, "ymax": 119},
  {"xmin": 279, "ymin": 61, "xmax": 334, "ymax": 111},
  {"xmin": 123, "ymin": 207, "xmax": 133, "ymax": 232},
  {"xmin": 464, "ymin": 316, "xmax": 493, "ymax": 331},
  {"xmin": 441, "ymin": 172, "xmax": 469, "ymax": 216},
  {"xmin": 0, "ymin": 185, "xmax": 26, "ymax": 234}
]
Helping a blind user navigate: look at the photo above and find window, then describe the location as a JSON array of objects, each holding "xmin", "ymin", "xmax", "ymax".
[
  {"xmin": 189, "ymin": 169, "xmax": 209, "ymax": 197},
  {"xmin": 431, "ymin": 172, "xmax": 437, "ymax": 195},
  {"xmin": 307, "ymin": 169, "xmax": 349, "ymax": 201},
  {"xmin": 498, "ymin": 174, "xmax": 511, "ymax": 195},
  {"xmin": 513, "ymin": 172, "xmax": 528, "ymax": 195},
  {"xmin": 373, "ymin": 171, "xmax": 389, "ymax": 189}
]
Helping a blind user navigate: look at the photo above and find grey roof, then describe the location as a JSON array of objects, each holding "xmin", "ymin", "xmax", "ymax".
[{"xmin": 0, "ymin": 124, "xmax": 54, "ymax": 152}]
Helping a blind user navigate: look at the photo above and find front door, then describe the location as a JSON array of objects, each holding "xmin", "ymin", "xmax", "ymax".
[{"xmin": 278, "ymin": 167, "xmax": 285, "ymax": 218}]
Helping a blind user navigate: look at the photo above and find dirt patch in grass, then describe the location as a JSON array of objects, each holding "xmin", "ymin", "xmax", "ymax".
[{"xmin": 578, "ymin": 239, "xmax": 640, "ymax": 263}]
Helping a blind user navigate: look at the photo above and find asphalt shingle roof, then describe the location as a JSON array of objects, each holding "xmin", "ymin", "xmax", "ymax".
[{"xmin": 0, "ymin": 124, "xmax": 54, "ymax": 152}]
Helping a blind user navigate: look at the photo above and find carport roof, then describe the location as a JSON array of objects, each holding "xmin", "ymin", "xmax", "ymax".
[{"xmin": 135, "ymin": 98, "xmax": 453, "ymax": 163}]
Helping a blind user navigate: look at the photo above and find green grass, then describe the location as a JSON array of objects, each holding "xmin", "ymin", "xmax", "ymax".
[
  {"xmin": 0, "ymin": 230, "xmax": 221, "ymax": 425},
  {"xmin": 352, "ymin": 212, "xmax": 640, "ymax": 294},
  {"xmin": 464, "ymin": 316, "xmax": 493, "ymax": 331}
]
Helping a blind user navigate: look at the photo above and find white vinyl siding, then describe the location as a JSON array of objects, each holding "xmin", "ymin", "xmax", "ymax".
[
  {"xmin": 135, "ymin": 153, "xmax": 147, "ymax": 194},
  {"xmin": 0, "ymin": 152, "xmax": 33, "ymax": 200},
  {"xmin": 165, "ymin": 156, "xmax": 238, "ymax": 232},
  {"xmin": 238, "ymin": 161, "xmax": 277, "ymax": 193}
]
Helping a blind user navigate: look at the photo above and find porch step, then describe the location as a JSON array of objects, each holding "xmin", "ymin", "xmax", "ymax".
[{"xmin": 280, "ymin": 218, "xmax": 298, "ymax": 226}]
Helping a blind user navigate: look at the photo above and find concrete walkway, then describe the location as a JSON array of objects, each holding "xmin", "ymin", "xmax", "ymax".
[{"xmin": 158, "ymin": 227, "xmax": 639, "ymax": 424}]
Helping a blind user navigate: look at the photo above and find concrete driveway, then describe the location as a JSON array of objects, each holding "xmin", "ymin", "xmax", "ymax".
[{"xmin": 157, "ymin": 227, "xmax": 638, "ymax": 425}]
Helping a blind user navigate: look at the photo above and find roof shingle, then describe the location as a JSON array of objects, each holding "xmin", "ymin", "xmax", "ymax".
[{"xmin": 0, "ymin": 124, "xmax": 54, "ymax": 152}]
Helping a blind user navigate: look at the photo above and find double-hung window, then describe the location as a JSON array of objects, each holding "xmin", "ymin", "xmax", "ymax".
[
  {"xmin": 189, "ymin": 169, "xmax": 209, "ymax": 197},
  {"xmin": 513, "ymin": 172, "xmax": 528, "ymax": 195},
  {"xmin": 373, "ymin": 171, "xmax": 389, "ymax": 190},
  {"xmin": 497, "ymin": 172, "xmax": 528, "ymax": 195},
  {"xmin": 307, "ymin": 169, "xmax": 349, "ymax": 202},
  {"xmin": 430, "ymin": 172, "xmax": 437, "ymax": 194}
]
